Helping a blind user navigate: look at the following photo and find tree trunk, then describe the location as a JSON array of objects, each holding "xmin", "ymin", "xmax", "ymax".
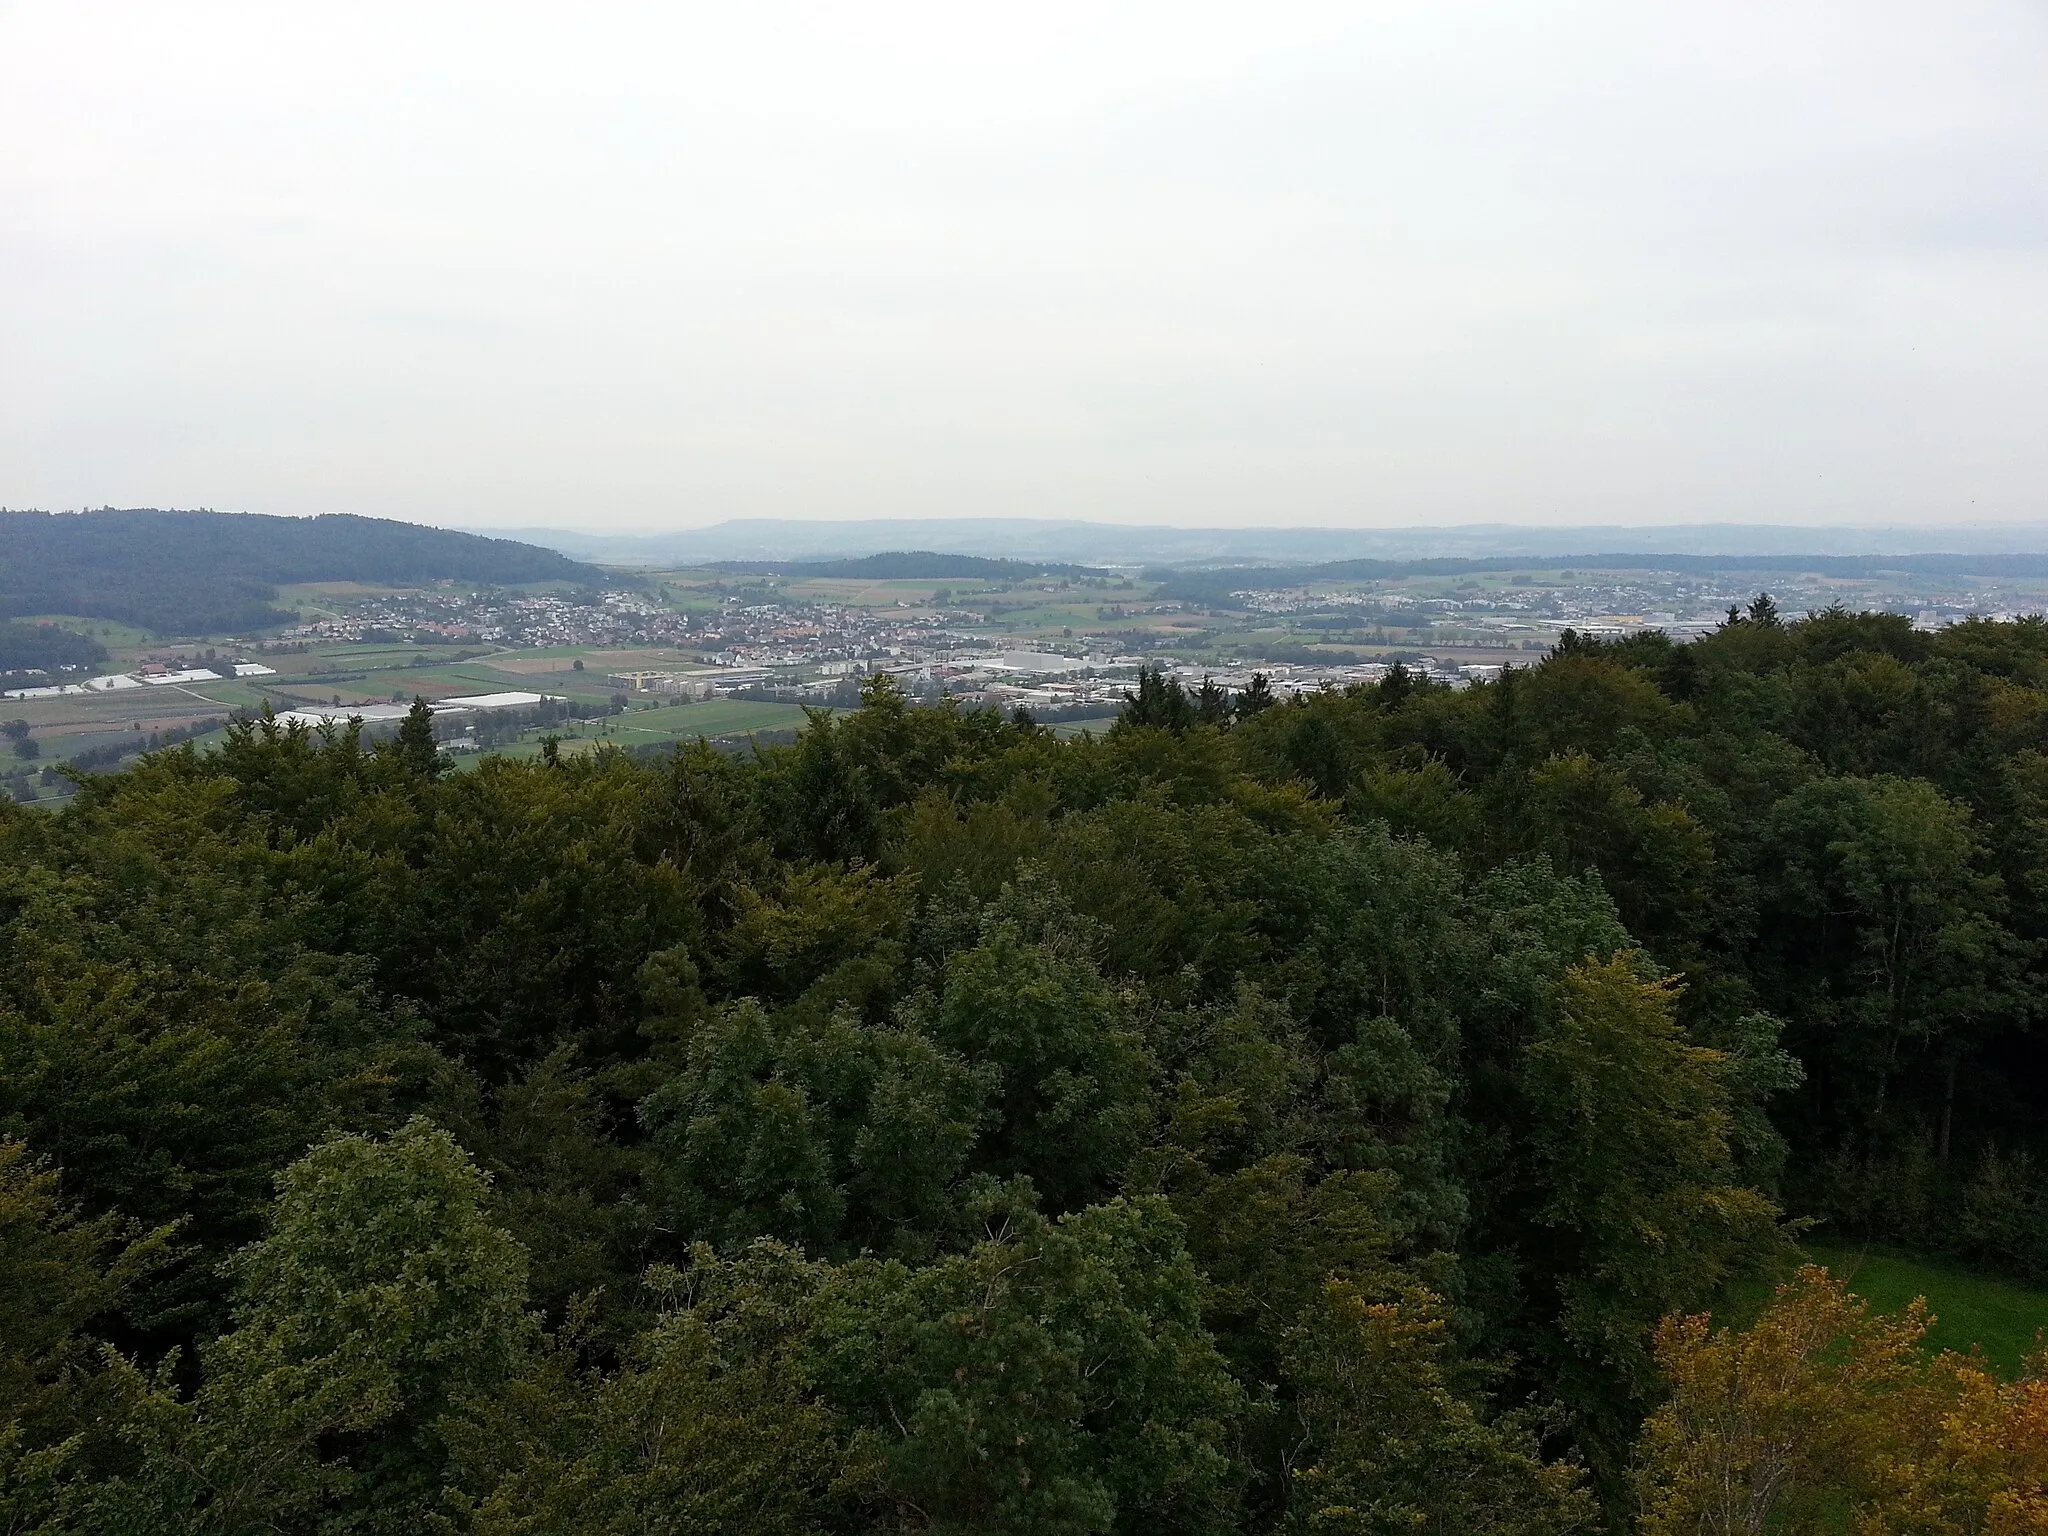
[{"xmin": 1938, "ymin": 1055, "xmax": 1957, "ymax": 1166}]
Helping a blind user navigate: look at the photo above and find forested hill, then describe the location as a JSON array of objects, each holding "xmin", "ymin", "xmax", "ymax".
[
  {"xmin": 6, "ymin": 605, "xmax": 2048, "ymax": 1532},
  {"xmin": 0, "ymin": 508, "xmax": 600, "ymax": 635}
]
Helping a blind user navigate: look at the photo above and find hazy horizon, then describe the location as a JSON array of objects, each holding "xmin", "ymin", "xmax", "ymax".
[
  {"xmin": 496, "ymin": 515, "xmax": 2048, "ymax": 566},
  {"xmin": 5, "ymin": 2, "xmax": 2045, "ymax": 534}
]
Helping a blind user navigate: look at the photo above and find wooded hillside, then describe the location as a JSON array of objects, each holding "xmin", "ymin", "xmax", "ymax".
[{"xmin": 0, "ymin": 509, "xmax": 600, "ymax": 635}]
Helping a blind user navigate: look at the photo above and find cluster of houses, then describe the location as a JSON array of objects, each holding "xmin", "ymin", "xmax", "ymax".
[
  {"xmin": 843, "ymin": 653, "xmax": 1507, "ymax": 714},
  {"xmin": 600, "ymin": 651, "xmax": 1524, "ymax": 718}
]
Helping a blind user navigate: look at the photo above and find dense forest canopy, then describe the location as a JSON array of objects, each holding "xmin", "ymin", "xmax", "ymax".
[
  {"xmin": 0, "ymin": 621, "xmax": 108, "ymax": 675},
  {"xmin": 0, "ymin": 509, "xmax": 600, "ymax": 635},
  {"xmin": 4, "ymin": 601, "xmax": 2047, "ymax": 1532}
]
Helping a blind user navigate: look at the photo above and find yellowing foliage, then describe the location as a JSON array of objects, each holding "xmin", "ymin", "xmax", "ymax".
[{"xmin": 1637, "ymin": 1265, "xmax": 2048, "ymax": 1534}]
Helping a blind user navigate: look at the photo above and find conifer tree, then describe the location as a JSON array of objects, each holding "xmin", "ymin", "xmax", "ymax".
[
  {"xmin": 1234, "ymin": 671, "xmax": 1276, "ymax": 717},
  {"xmin": 396, "ymin": 695, "xmax": 443, "ymax": 778}
]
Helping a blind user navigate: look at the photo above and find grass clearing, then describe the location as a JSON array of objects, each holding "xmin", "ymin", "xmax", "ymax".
[
  {"xmin": 12, "ymin": 615, "xmax": 154, "ymax": 649},
  {"xmin": 1717, "ymin": 1243, "xmax": 2048, "ymax": 1376},
  {"xmin": 1801, "ymin": 1244, "xmax": 2048, "ymax": 1375},
  {"xmin": 444, "ymin": 698, "xmax": 812, "ymax": 769},
  {"xmin": 47, "ymin": 727, "xmax": 151, "ymax": 758}
]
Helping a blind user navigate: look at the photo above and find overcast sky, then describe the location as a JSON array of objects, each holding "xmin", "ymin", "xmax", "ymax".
[{"xmin": 2, "ymin": 1, "xmax": 2044, "ymax": 533}]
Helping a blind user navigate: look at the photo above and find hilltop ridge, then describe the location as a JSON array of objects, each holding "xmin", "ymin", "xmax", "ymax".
[
  {"xmin": 488, "ymin": 516, "xmax": 2048, "ymax": 567},
  {"xmin": 0, "ymin": 508, "xmax": 600, "ymax": 635}
]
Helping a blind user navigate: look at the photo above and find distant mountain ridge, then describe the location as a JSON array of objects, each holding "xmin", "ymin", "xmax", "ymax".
[
  {"xmin": 489, "ymin": 517, "xmax": 2048, "ymax": 567},
  {"xmin": 711, "ymin": 552, "xmax": 1099, "ymax": 580},
  {"xmin": 0, "ymin": 508, "xmax": 599, "ymax": 637},
  {"xmin": 1150, "ymin": 551, "xmax": 2048, "ymax": 609}
]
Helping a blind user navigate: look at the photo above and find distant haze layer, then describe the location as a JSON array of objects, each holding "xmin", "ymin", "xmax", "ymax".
[
  {"xmin": 3, "ymin": 2, "xmax": 2045, "ymax": 528},
  {"xmin": 498, "ymin": 519, "xmax": 2048, "ymax": 567}
]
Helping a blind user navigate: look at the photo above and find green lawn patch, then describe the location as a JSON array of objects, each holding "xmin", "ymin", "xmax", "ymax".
[
  {"xmin": 449, "ymin": 698, "xmax": 812, "ymax": 768},
  {"xmin": 1707, "ymin": 1243, "xmax": 2048, "ymax": 1377},
  {"xmin": 12, "ymin": 615, "xmax": 154, "ymax": 649},
  {"xmin": 1801, "ymin": 1244, "xmax": 2048, "ymax": 1375},
  {"xmin": 48, "ymin": 728, "xmax": 147, "ymax": 760}
]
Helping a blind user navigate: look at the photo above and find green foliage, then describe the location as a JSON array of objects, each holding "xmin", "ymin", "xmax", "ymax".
[
  {"xmin": 91, "ymin": 1119, "xmax": 533, "ymax": 1533},
  {"xmin": 0, "ymin": 808, "xmax": 435, "ymax": 1339},
  {"xmin": 1119, "ymin": 666, "xmax": 1198, "ymax": 732},
  {"xmin": 1281, "ymin": 1279, "xmax": 1596, "ymax": 1534},
  {"xmin": 0, "ymin": 1141, "xmax": 172, "ymax": 1456},
  {"xmin": 1761, "ymin": 774, "xmax": 2033, "ymax": 1126},
  {"xmin": 440, "ymin": 1277, "xmax": 861, "ymax": 1534},
  {"xmin": 0, "ymin": 621, "xmax": 107, "ymax": 674},
  {"xmin": 7, "ymin": 604, "xmax": 2048, "ymax": 1532},
  {"xmin": 1513, "ymin": 959, "xmax": 1786, "ymax": 1483},
  {"xmin": 904, "ymin": 882, "xmax": 1155, "ymax": 1211},
  {"xmin": 427, "ymin": 1049, "xmax": 657, "ymax": 1324},
  {"xmin": 396, "ymin": 697, "xmax": 445, "ymax": 779},
  {"xmin": 1235, "ymin": 672, "xmax": 1277, "ymax": 719},
  {"xmin": 641, "ymin": 999, "xmax": 991, "ymax": 1255},
  {"xmin": 808, "ymin": 1197, "xmax": 1245, "ymax": 1536}
]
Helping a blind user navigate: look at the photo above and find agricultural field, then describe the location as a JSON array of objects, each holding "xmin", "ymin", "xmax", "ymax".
[
  {"xmin": 11, "ymin": 613, "xmax": 156, "ymax": 648},
  {"xmin": 1049, "ymin": 714, "xmax": 1122, "ymax": 739},
  {"xmin": 22, "ymin": 548, "xmax": 2048, "ymax": 802},
  {"xmin": 2, "ymin": 629, "xmax": 743, "ymax": 788},
  {"xmin": 461, "ymin": 698, "xmax": 812, "ymax": 766}
]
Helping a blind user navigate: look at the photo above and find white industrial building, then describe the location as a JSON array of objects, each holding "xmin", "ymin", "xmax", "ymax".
[{"xmin": 269, "ymin": 692, "xmax": 556, "ymax": 729}]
